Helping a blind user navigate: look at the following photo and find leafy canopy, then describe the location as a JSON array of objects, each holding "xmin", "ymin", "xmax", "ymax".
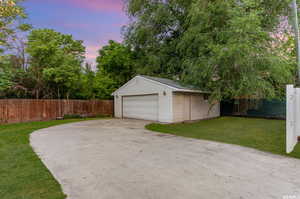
[
  {"xmin": 96, "ymin": 40, "xmax": 135, "ymax": 85},
  {"xmin": 0, "ymin": 0, "xmax": 29, "ymax": 53},
  {"xmin": 125, "ymin": 0, "xmax": 294, "ymax": 100},
  {"xmin": 94, "ymin": 40, "xmax": 136, "ymax": 99},
  {"xmin": 26, "ymin": 29, "xmax": 86, "ymax": 99},
  {"xmin": 0, "ymin": 57, "xmax": 13, "ymax": 93}
]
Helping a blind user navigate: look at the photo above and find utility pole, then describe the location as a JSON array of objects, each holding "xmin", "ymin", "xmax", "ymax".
[{"xmin": 291, "ymin": 0, "xmax": 300, "ymax": 85}]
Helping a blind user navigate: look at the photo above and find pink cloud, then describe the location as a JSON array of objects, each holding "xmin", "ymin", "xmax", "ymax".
[
  {"xmin": 85, "ymin": 34, "xmax": 122, "ymax": 67},
  {"xmin": 84, "ymin": 44, "xmax": 100, "ymax": 69},
  {"xmin": 58, "ymin": 0, "xmax": 124, "ymax": 13},
  {"xmin": 85, "ymin": 37, "xmax": 120, "ymax": 60},
  {"xmin": 86, "ymin": 45, "xmax": 100, "ymax": 59}
]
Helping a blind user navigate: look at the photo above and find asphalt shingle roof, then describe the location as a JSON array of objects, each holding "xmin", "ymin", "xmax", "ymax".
[{"xmin": 139, "ymin": 75, "xmax": 198, "ymax": 91}]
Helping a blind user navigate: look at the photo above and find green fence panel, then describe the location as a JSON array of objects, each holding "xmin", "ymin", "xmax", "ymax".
[{"xmin": 221, "ymin": 99, "xmax": 286, "ymax": 119}]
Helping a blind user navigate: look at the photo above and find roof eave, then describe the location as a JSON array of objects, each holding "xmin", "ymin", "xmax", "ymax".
[
  {"xmin": 111, "ymin": 75, "xmax": 210, "ymax": 95},
  {"xmin": 173, "ymin": 89, "xmax": 210, "ymax": 94}
]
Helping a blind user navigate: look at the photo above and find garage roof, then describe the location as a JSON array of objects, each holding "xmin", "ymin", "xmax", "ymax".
[
  {"xmin": 112, "ymin": 75, "xmax": 207, "ymax": 95},
  {"xmin": 141, "ymin": 75, "xmax": 209, "ymax": 93},
  {"xmin": 140, "ymin": 75, "xmax": 195, "ymax": 90}
]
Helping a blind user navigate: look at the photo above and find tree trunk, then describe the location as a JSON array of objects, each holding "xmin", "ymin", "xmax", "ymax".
[{"xmin": 36, "ymin": 89, "xmax": 39, "ymax": 99}]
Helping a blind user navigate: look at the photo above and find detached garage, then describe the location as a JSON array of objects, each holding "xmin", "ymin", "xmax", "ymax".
[{"xmin": 112, "ymin": 75, "xmax": 220, "ymax": 123}]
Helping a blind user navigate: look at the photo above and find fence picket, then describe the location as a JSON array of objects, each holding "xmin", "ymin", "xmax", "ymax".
[{"xmin": 0, "ymin": 99, "xmax": 113, "ymax": 124}]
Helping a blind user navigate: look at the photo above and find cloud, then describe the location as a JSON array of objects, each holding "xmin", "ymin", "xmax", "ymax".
[
  {"xmin": 84, "ymin": 33, "xmax": 122, "ymax": 67},
  {"xmin": 86, "ymin": 44, "xmax": 100, "ymax": 60},
  {"xmin": 71, "ymin": 0, "xmax": 124, "ymax": 12}
]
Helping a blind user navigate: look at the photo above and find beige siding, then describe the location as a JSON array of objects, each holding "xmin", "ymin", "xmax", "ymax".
[
  {"xmin": 183, "ymin": 94, "xmax": 191, "ymax": 121},
  {"xmin": 173, "ymin": 93, "xmax": 183, "ymax": 122},
  {"xmin": 173, "ymin": 93, "xmax": 220, "ymax": 122},
  {"xmin": 190, "ymin": 95, "xmax": 204, "ymax": 120},
  {"xmin": 172, "ymin": 93, "xmax": 191, "ymax": 123},
  {"xmin": 206, "ymin": 101, "xmax": 220, "ymax": 119},
  {"xmin": 191, "ymin": 95, "xmax": 220, "ymax": 120}
]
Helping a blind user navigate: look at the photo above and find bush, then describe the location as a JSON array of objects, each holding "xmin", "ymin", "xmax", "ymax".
[{"xmin": 63, "ymin": 114, "xmax": 83, "ymax": 119}]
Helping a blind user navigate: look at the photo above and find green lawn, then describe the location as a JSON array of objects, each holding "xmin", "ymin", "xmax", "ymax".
[
  {"xmin": 0, "ymin": 119, "xmax": 99, "ymax": 199},
  {"xmin": 146, "ymin": 117, "xmax": 300, "ymax": 159}
]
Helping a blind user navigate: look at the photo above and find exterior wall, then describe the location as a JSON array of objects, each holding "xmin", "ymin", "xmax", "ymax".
[
  {"xmin": 113, "ymin": 76, "xmax": 173, "ymax": 123},
  {"xmin": 114, "ymin": 95, "xmax": 122, "ymax": 118},
  {"xmin": 158, "ymin": 90, "xmax": 173, "ymax": 123},
  {"xmin": 191, "ymin": 95, "xmax": 220, "ymax": 120},
  {"xmin": 172, "ymin": 93, "xmax": 220, "ymax": 123},
  {"xmin": 172, "ymin": 93, "xmax": 190, "ymax": 123}
]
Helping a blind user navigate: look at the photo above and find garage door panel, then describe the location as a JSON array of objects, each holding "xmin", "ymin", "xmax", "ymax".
[{"xmin": 123, "ymin": 95, "xmax": 158, "ymax": 121}]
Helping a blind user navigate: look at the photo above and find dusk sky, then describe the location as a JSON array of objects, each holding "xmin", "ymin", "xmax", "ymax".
[{"xmin": 22, "ymin": 0, "xmax": 129, "ymax": 66}]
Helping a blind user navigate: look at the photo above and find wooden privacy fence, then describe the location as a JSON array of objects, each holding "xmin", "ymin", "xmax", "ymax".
[{"xmin": 0, "ymin": 99, "xmax": 114, "ymax": 124}]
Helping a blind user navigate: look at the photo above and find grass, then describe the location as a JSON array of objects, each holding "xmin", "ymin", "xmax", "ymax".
[
  {"xmin": 146, "ymin": 117, "xmax": 300, "ymax": 159},
  {"xmin": 0, "ymin": 118, "xmax": 101, "ymax": 199}
]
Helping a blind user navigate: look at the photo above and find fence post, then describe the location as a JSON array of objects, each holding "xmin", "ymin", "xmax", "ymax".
[
  {"xmin": 286, "ymin": 85, "xmax": 298, "ymax": 153},
  {"xmin": 296, "ymin": 87, "xmax": 300, "ymax": 141}
]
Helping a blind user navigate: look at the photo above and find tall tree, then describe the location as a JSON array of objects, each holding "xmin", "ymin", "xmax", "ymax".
[
  {"xmin": 125, "ymin": 0, "xmax": 294, "ymax": 100},
  {"xmin": 78, "ymin": 63, "xmax": 96, "ymax": 99},
  {"xmin": 26, "ymin": 29, "xmax": 85, "ymax": 99},
  {"xmin": 0, "ymin": 56, "xmax": 13, "ymax": 95},
  {"xmin": 0, "ymin": 0, "xmax": 28, "ymax": 53},
  {"xmin": 96, "ymin": 40, "xmax": 135, "ymax": 86},
  {"xmin": 0, "ymin": 0, "xmax": 32, "ymax": 98},
  {"xmin": 93, "ymin": 73, "xmax": 119, "ymax": 99},
  {"xmin": 94, "ymin": 40, "xmax": 136, "ymax": 99}
]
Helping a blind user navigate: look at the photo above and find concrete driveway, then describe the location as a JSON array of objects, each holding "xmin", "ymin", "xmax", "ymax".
[{"xmin": 30, "ymin": 119, "xmax": 300, "ymax": 199}]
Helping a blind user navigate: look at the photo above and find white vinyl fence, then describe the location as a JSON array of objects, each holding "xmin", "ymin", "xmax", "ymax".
[{"xmin": 286, "ymin": 85, "xmax": 300, "ymax": 153}]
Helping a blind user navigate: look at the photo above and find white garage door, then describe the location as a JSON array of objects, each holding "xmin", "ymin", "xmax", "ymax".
[{"xmin": 123, "ymin": 94, "xmax": 159, "ymax": 121}]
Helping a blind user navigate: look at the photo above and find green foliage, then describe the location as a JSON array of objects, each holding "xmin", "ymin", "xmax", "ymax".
[
  {"xmin": 2, "ymin": 0, "xmax": 294, "ymax": 101},
  {"xmin": 0, "ymin": 0, "xmax": 29, "ymax": 52},
  {"xmin": 26, "ymin": 29, "xmax": 85, "ymax": 99},
  {"xmin": 63, "ymin": 114, "xmax": 83, "ymax": 119},
  {"xmin": 0, "ymin": 70, "xmax": 12, "ymax": 92},
  {"xmin": 27, "ymin": 29, "xmax": 85, "ymax": 67},
  {"xmin": 78, "ymin": 63, "xmax": 97, "ymax": 99},
  {"xmin": 96, "ymin": 40, "xmax": 135, "ymax": 85},
  {"xmin": 93, "ymin": 72, "xmax": 119, "ymax": 99},
  {"xmin": 1, "ymin": 29, "xmax": 121, "ymax": 100},
  {"xmin": 0, "ymin": 60, "xmax": 13, "ymax": 93},
  {"xmin": 0, "ymin": 3, "xmax": 131, "ymax": 100},
  {"xmin": 125, "ymin": 0, "xmax": 295, "ymax": 100},
  {"xmin": 93, "ymin": 40, "xmax": 136, "ymax": 99}
]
